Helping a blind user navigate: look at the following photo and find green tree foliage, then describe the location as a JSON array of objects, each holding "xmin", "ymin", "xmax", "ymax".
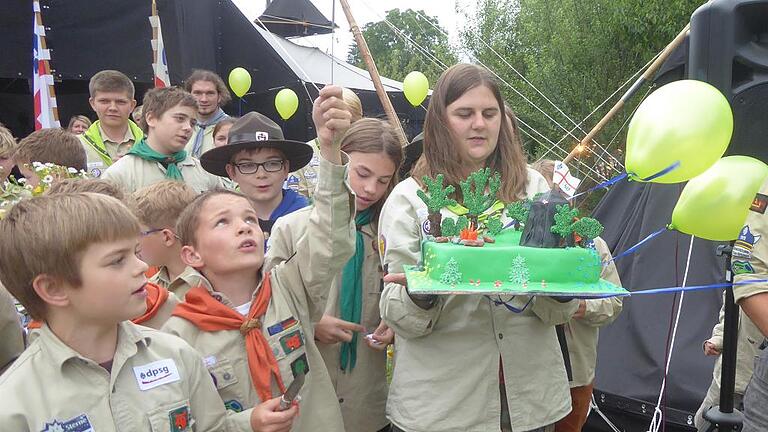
[
  {"xmin": 440, "ymin": 258, "xmax": 463, "ymax": 286},
  {"xmin": 485, "ymin": 216, "xmax": 504, "ymax": 237},
  {"xmin": 460, "ymin": 168, "xmax": 501, "ymax": 226},
  {"xmin": 506, "ymin": 199, "xmax": 532, "ymax": 229},
  {"xmin": 460, "ymin": 0, "xmax": 701, "ymax": 162},
  {"xmin": 572, "ymin": 217, "xmax": 604, "ymax": 243},
  {"xmin": 551, "ymin": 204, "xmax": 579, "ymax": 238},
  {"xmin": 348, "ymin": 9, "xmax": 458, "ymax": 84},
  {"xmin": 417, "ymin": 174, "xmax": 457, "ymax": 212}
]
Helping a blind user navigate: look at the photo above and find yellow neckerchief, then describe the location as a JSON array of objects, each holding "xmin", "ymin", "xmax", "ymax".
[{"xmin": 445, "ymin": 199, "xmax": 505, "ymax": 223}]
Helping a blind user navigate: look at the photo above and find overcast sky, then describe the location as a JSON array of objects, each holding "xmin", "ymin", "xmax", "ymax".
[{"xmin": 232, "ymin": 0, "xmax": 466, "ymax": 60}]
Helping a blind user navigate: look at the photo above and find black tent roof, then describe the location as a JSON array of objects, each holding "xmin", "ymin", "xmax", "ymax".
[{"xmin": 256, "ymin": 0, "xmax": 336, "ymax": 38}]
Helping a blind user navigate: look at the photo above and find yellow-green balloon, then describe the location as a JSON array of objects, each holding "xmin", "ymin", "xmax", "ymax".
[
  {"xmin": 275, "ymin": 88, "xmax": 299, "ymax": 120},
  {"xmin": 671, "ymin": 156, "xmax": 768, "ymax": 241},
  {"xmin": 625, "ymin": 80, "xmax": 733, "ymax": 184},
  {"xmin": 228, "ymin": 67, "xmax": 251, "ymax": 98},
  {"xmin": 403, "ymin": 71, "xmax": 429, "ymax": 107}
]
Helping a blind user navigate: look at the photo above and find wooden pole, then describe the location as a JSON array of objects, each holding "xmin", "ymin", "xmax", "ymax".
[
  {"xmin": 338, "ymin": 0, "xmax": 409, "ymax": 147},
  {"xmin": 563, "ymin": 23, "xmax": 690, "ymax": 164}
]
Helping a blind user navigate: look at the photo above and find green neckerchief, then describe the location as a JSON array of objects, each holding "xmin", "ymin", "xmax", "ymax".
[
  {"xmin": 127, "ymin": 139, "xmax": 186, "ymax": 180},
  {"xmin": 81, "ymin": 120, "xmax": 144, "ymax": 166},
  {"xmin": 445, "ymin": 199, "xmax": 506, "ymax": 223},
  {"xmin": 339, "ymin": 208, "xmax": 372, "ymax": 372}
]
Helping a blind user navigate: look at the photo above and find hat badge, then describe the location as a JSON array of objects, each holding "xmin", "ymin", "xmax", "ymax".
[{"xmin": 255, "ymin": 131, "xmax": 269, "ymax": 141}]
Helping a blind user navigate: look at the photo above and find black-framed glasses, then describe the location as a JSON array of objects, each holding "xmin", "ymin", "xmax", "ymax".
[{"xmin": 232, "ymin": 159, "xmax": 285, "ymax": 174}]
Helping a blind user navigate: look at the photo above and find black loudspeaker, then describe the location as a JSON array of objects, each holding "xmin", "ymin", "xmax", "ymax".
[{"xmin": 689, "ymin": 0, "xmax": 768, "ymax": 162}]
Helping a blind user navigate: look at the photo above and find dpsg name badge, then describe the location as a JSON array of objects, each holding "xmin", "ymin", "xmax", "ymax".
[{"xmin": 133, "ymin": 359, "xmax": 181, "ymax": 391}]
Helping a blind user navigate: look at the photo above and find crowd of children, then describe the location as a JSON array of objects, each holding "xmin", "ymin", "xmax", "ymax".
[{"xmin": 2, "ymin": 62, "xmax": 764, "ymax": 432}]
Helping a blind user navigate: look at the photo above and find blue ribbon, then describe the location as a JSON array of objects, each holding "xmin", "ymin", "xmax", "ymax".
[
  {"xmin": 629, "ymin": 160, "xmax": 681, "ymax": 182},
  {"xmin": 487, "ymin": 295, "xmax": 535, "ymax": 313},
  {"xmin": 571, "ymin": 172, "xmax": 628, "ymax": 199},
  {"xmin": 603, "ymin": 227, "xmax": 668, "ymax": 265},
  {"xmin": 607, "ymin": 278, "xmax": 768, "ymax": 297}
]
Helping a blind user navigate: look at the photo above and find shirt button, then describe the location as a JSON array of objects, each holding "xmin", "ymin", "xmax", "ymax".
[
  {"xmin": 498, "ymin": 333, "xmax": 504, "ymax": 340},
  {"xmin": 223, "ymin": 372, "xmax": 232, "ymax": 380},
  {"xmin": 338, "ymin": 398, "xmax": 344, "ymax": 404}
]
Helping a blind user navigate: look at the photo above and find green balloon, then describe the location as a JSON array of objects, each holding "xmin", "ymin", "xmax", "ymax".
[
  {"xmin": 671, "ymin": 156, "xmax": 768, "ymax": 241},
  {"xmin": 403, "ymin": 71, "xmax": 429, "ymax": 107},
  {"xmin": 275, "ymin": 88, "xmax": 299, "ymax": 120},
  {"xmin": 625, "ymin": 80, "xmax": 733, "ymax": 184},
  {"xmin": 228, "ymin": 67, "xmax": 251, "ymax": 98}
]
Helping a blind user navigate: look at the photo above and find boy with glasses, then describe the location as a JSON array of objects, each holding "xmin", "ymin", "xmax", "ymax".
[{"xmin": 200, "ymin": 112, "xmax": 310, "ymax": 241}]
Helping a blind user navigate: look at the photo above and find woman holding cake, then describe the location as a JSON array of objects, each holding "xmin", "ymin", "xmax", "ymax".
[
  {"xmin": 266, "ymin": 118, "xmax": 403, "ymax": 432},
  {"xmin": 377, "ymin": 63, "xmax": 578, "ymax": 432}
]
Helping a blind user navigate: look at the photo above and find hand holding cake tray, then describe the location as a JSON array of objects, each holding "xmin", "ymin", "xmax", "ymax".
[{"xmin": 403, "ymin": 168, "xmax": 629, "ymax": 297}]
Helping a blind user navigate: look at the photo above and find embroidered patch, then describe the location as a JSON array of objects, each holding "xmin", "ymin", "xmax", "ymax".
[
  {"xmin": 422, "ymin": 219, "xmax": 431, "ymax": 235},
  {"xmin": 203, "ymin": 355, "xmax": 217, "ymax": 368},
  {"xmin": 267, "ymin": 316, "xmax": 299, "ymax": 336},
  {"xmin": 751, "ymin": 193, "xmax": 768, "ymax": 214},
  {"xmin": 733, "ymin": 260, "xmax": 756, "ymax": 275},
  {"xmin": 133, "ymin": 358, "xmax": 181, "ymax": 391},
  {"xmin": 290, "ymin": 353, "xmax": 310, "ymax": 378},
  {"xmin": 733, "ymin": 226, "xmax": 761, "ymax": 260},
  {"xmin": 169, "ymin": 405, "xmax": 190, "ymax": 432},
  {"xmin": 280, "ymin": 330, "xmax": 305, "ymax": 355},
  {"xmin": 41, "ymin": 414, "xmax": 94, "ymax": 432},
  {"xmin": 90, "ymin": 168, "xmax": 101, "ymax": 178},
  {"xmin": 378, "ymin": 235, "xmax": 386, "ymax": 256},
  {"xmin": 286, "ymin": 175, "xmax": 300, "ymax": 188},
  {"xmin": 224, "ymin": 399, "xmax": 244, "ymax": 413}
]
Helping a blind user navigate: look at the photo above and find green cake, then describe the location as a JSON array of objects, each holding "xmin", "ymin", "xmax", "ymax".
[{"xmin": 403, "ymin": 169, "xmax": 629, "ymax": 297}]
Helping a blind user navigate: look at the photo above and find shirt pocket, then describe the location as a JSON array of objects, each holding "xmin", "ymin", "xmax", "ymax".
[
  {"xmin": 147, "ymin": 399, "xmax": 196, "ymax": 432},
  {"xmin": 206, "ymin": 357, "xmax": 239, "ymax": 391}
]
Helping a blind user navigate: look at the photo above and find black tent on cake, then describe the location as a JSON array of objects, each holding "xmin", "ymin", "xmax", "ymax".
[{"xmin": 0, "ymin": 0, "xmax": 424, "ymax": 140}]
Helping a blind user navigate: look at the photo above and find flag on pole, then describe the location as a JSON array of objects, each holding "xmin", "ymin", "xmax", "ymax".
[
  {"xmin": 150, "ymin": 0, "xmax": 170, "ymax": 88},
  {"xmin": 32, "ymin": 0, "xmax": 60, "ymax": 130},
  {"xmin": 553, "ymin": 160, "xmax": 582, "ymax": 198}
]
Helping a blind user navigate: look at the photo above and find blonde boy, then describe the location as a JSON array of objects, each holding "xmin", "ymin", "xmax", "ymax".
[
  {"xmin": 162, "ymin": 85, "xmax": 354, "ymax": 432},
  {"xmin": 103, "ymin": 87, "xmax": 224, "ymax": 193},
  {"xmin": 130, "ymin": 180, "xmax": 201, "ymax": 299},
  {"xmin": 13, "ymin": 128, "xmax": 87, "ymax": 188},
  {"xmin": 0, "ymin": 123, "xmax": 16, "ymax": 182},
  {"xmin": 0, "ymin": 193, "xmax": 266, "ymax": 430},
  {"xmin": 80, "ymin": 70, "xmax": 145, "ymax": 177}
]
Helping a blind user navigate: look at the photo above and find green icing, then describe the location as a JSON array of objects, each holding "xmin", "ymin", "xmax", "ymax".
[{"xmin": 426, "ymin": 229, "xmax": 601, "ymax": 285}]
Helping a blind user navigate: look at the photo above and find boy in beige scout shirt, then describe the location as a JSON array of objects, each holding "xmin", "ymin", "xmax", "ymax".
[
  {"xmin": 0, "ymin": 192, "xmax": 274, "ymax": 431},
  {"xmin": 130, "ymin": 180, "xmax": 202, "ymax": 300},
  {"xmin": 162, "ymin": 85, "xmax": 355, "ymax": 432},
  {"xmin": 103, "ymin": 86, "xmax": 224, "ymax": 194},
  {"xmin": 79, "ymin": 70, "xmax": 145, "ymax": 177}
]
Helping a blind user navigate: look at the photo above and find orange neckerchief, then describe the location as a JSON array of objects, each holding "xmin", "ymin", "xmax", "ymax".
[
  {"xmin": 171, "ymin": 274, "xmax": 285, "ymax": 402},
  {"xmin": 28, "ymin": 283, "xmax": 170, "ymax": 329},
  {"xmin": 133, "ymin": 283, "xmax": 170, "ymax": 325},
  {"xmin": 145, "ymin": 266, "xmax": 160, "ymax": 279}
]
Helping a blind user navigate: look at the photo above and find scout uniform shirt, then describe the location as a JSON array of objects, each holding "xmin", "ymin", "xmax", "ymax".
[
  {"xmin": 564, "ymin": 237, "xmax": 623, "ymax": 388},
  {"xmin": 0, "ymin": 283, "xmax": 24, "ymax": 374},
  {"xmin": 151, "ymin": 265, "xmax": 209, "ymax": 300},
  {"xmin": 102, "ymin": 153, "xmax": 225, "ymax": 194},
  {"xmin": 79, "ymin": 120, "xmax": 144, "ymax": 178},
  {"xmin": 733, "ymin": 179, "xmax": 768, "ymax": 306},
  {"xmin": 162, "ymin": 153, "xmax": 355, "ymax": 432},
  {"xmin": 378, "ymin": 168, "xmax": 579, "ymax": 432},
  {"xmin": 265, "ymin": 213, "xmax": 388, "ymax": 432},
  {"xmin": 0, "ymin": 320, "xmax": 253, "ymax": 431},
  {"xmin": 286, "ymin": 140, "xmax": 320, "ymax": 199}
]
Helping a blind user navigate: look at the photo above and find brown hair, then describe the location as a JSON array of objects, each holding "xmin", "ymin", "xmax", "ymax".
[
  {"xmin": 66, "ymin": 115, "xmax": 92, "ymax": 132},
  {"xmin": 0, "ymin": 123, "xmax": 16, "ymax": 158},
  {"xmin": 530, "ymin": 159, "xmax": 555, "ymax": 187},
  {"xmin": 213, "ymin": 117, "xmax": 238, "ymax": 140},
  {"xmin": 412, "ymin": 64, "xmax": 529, "ymax": 202},
  {"xmin": 0, "ymin": 193, "xmax": 140, "ymax": 320},
  {"xmin": 88, "ymin": 70, "xmax": 135, "ymax": 98},
  {"xmin": 47, "ymin": 178, "xmax": 126, "ymax": 201},
  {"xmin": 14, "ymin": 128, "xmax": 87, "ymax": 171},
  {"xmin": 130, "ymin": 180, "xmax": 197, "ymax": 229},
  {"xmin": 141, "ymin": 87, "xmax": 198, "ymax": 133},
  {"xmin": 176, "ymin": 189, "xmax": 257, "ymax": 247},
  {"xmin": 340, "ymin": 118, "xmax": 403, "ymax": 220},
  {"xmin": 184, "ymin": 69, "xmax": 232, "ymax": 106}
]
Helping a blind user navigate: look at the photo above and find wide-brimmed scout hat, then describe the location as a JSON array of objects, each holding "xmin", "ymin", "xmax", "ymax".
[{"xmin": 200, "ymin": 111, "xmax": 314, "ymax": 177}]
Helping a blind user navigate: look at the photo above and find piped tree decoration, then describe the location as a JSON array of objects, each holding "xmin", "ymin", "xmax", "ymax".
[
  {"xmin": 440, "ymin": 258, "xmax": 462, "ymax": 286},
  {"xmin": 508, "ymin": 255, "xmax": 530, "ymax": 285},
  {"xmin": 571, "ymin": 217, "xmax": 604, "ymax": 246},
  {"xmin": 551, "ymin": 204, "xmax": 579, "ymax": 242},
  {"xmin": 416, "ymin": 174, "xmax": 457, "ymax": 237},
  {"xmin": 506, "ymin": 199, "xmax": 532, "ymax": 230},
  {"xmin": 441, "ymin": 216, "xmax": 470, "ymax": 238},
  {"xmin": 460, "ymin": 168, "xmax": 501, "ymax": 228},
  {"xmin": 485, "ymin": 216, "xmax": 504, "ymax": 237}
]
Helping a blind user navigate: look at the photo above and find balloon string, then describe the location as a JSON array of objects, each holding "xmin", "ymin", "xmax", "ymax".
[
  {"xmin": 487, "ymin": 295, "xmax": 535, "ymax": 313},
  {"xmin": 603, "ymin": 227, "xmax": 668, "ymax": 265},
  {"xmin": 628, "ymin": 160, "xmax": 681, "ymax": 182},
  {"xmin": 571, "ymin": 172, "xmax": 628, "ymax": 199},
  {"xmin": 238, "ymin": 98, "xmax": 242, "ymax": 116},
  {"xmin": 589, "ymin": 278, "xmax": 768, "ymax": 298}
]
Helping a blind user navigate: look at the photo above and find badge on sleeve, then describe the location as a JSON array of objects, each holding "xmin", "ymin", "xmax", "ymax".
[
  {"xmin": 733, "ymin": 260, "xmax": 755, "ymax": 275},
  {"xmin": 169, "ymin": 405, "xmax": 190, "ymax": 432},
  {"xmin": 378, "ymin": 235, "xmax": 386, "ymax": 256},
  {"xmin": 733, "ymin": 226, "xmax": 761, "ymax": 260},
  {"xmin": 750, "ymin": 193, "xmax": 768, "ymax": 214},
  {"xmin": 41, "ymin": 414, "xmax": 94, "ymax": 432}
]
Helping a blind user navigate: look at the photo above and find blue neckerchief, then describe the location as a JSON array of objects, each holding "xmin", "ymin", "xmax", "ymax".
[{"xmin": 191, "ymin": 108, "xmax": 229, "ymax": 157}]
